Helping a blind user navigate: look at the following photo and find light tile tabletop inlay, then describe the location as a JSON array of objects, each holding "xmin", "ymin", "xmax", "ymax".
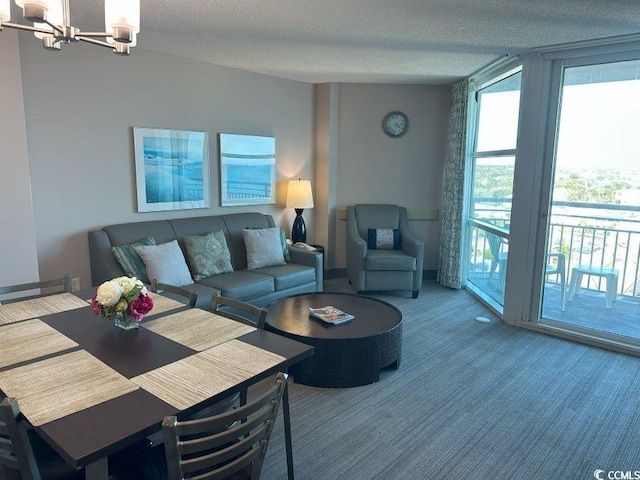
[
  {"xmin": 0, "ymin": 350, "xmax": 138, "ymax": 426},
  {"xmin": 144, "ymin": 292, "xmax": 191, "ymax": 317},
  {"xmin": 0, "ymin": 293, "xmax": 89, "ymax": 324},
  {"xmin": 131, "ymin": 340, "xmax": 285, "ymax": 410},
  {"xmin": 0, "ymin": 319, "xmax": 78, "ymax": 369},
  {"xmin": 142, "ymin": 309, "xmax": 255, "ymax": 351}
]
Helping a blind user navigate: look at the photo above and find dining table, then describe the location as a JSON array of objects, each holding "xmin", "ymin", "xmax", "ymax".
[{"xmin": 0, "ymin": 289, "xmax": 313, "ymax": 480}]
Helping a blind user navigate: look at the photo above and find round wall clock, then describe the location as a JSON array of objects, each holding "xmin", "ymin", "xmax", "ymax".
[{"xmin": 383, "ymin": 111, "xmax": 409, "ymax": 138}]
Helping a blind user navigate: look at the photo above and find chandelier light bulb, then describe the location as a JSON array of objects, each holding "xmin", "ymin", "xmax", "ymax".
[{"xmin": 105, "ymin": 0, "xmax": 140, "ymax": 35}]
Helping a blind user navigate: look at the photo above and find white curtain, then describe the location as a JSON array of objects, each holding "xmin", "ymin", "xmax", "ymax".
[{"xmin": 437, "ymin": 79, "xmax": 469, "ymax": 289}]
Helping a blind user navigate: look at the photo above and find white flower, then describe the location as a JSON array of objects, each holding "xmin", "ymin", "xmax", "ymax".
[
  {"xmin": 96, "ymin": 280, "xmax": 123, "ymax": 307},
  {"xmin": 113, "ymin": 276, "xmax": 138, "ymax": 295}
]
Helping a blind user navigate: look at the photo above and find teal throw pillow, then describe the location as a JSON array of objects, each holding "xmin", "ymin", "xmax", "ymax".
[
  {"xmin": 112, "ymin": 237, "xmax": 156, "ymax": 284},
  {"xmin": 184, "ymin": 231, "xmax": 234, "ymax": 280}
]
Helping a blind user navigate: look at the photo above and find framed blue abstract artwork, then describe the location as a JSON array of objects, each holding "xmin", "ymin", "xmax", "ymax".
[
  {"xmin": 218, "ymin": 133, "xmax": 276, "ymax": 207},
  {"xmin": 133, "ymin": 127, "xmax": 210, "ymax": 212}
]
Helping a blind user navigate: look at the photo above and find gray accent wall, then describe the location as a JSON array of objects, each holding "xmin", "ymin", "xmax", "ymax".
[
  {"xmin": 15, "ymin": 32, "xmax": 314, "ymax": 289},
  {"xmin": 5, "ymin": 32, "xmax": 451, "ymax": 289},
  {"xmin": 0, "ymin": 30, "xmax": 40, "ymax": 292}
]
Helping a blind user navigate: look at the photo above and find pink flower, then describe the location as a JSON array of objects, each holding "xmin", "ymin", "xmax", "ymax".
[
  {"xmin": 90, "ymin": 295, "xmax": 102, "ymax": 315},
  {"xmin": 128, "ymin": 293, "xmax": 154, "ymax": 322}
]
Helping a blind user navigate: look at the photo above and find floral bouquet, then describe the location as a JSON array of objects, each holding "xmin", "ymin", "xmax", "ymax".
[{"xmin": 91, "ymin": 276, "xmax": 153, "ymax": 329}]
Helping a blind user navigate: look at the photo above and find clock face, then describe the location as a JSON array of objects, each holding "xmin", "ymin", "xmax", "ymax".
[{"xmin": 383, "ymin": 111, "xmax": 408, "ymax": 137}]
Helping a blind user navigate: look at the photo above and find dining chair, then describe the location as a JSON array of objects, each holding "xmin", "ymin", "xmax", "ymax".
[
  {"xmin": 150, "ymin": 279, "xmax": 198, "ymax": 308},
  {"xmin": 0, "ymin": 397, "xmax": 83, "ymax": 480},
  {"xmin": 211, "ymin": 293, "xmax": 267, "ymax": 330},
  {"xmin": 163, "ymin": 373, "xmax": 288, "ymax": 480},
  {"xmin": 0, "ymin": 274, "xmax": 73, "ymax": 305}
]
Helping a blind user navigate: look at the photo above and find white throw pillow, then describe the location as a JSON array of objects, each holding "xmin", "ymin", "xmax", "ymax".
[
  {"xmin": 243, "ymin": 228, "xmax": 287, "ymax": 270},
  {"xmin": 133, "ymin": 240, "xmax": 193, "ymax": 287}
]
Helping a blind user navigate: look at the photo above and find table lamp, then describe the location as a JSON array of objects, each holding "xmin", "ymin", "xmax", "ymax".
[{"xmin": 286, "ymin": 179, "xmax": 314, "ymax": 243}]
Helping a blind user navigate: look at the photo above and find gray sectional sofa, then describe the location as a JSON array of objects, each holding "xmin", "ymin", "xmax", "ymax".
[{"xmin": 88, "ymin": 212, "xmax": 323, "ymax": 308}]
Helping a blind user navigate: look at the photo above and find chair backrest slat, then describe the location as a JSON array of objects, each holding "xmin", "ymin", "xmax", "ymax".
[
  {"xmin": 211, "ymin": 293, "xmax": 267, "ymax": 329},
  {"xmin": 163, "ymin": 373, "xmax": 287, "ymax": 480},
  {"xmin": 150, "ymin": 279, "xmax": 198, "ymax": 308},
  {"xmin": 0, "ymin": 274, "xmax": 73, "ymax": 305}
]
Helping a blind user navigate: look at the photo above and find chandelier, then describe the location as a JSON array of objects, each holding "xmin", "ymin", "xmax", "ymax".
[{"xmin": 0, "ymin": 0, "xmax": 140, "ymax": 55}]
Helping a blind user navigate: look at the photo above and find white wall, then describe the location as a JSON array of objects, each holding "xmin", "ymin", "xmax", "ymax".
[
  {"xmin": 16, "ymin": 33, "xmax": 314, "ymax": 288},
  {"xmin": 0, "ymin": 30, "xmax": 40, "ymax": 293},
  {"xmin": 331, "ymin": 83, "xmax": 451, "ymax": 271}
]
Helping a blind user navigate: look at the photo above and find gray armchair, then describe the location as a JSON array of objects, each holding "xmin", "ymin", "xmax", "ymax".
[{"xmin": 347, "ymin": 204, "xmax": 424, "ymax": 298}]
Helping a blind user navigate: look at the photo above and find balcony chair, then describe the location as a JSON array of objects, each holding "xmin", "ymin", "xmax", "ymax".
[
  {"xmin": 487, "ymin": 241, "xmax": 566, "ymax": 311},
  {"xmin": 150, "ymin": 279, "xmax": 198, "ymax": 308},
  {"xmin": 346, "ymin": 204, "xmax": 424, "ymax": 298},
  {"xmin": 163, "ymin": 373, "xmax": 288, "ymax": 480},
  {"xmin": 545, "ymin": 253, "xmax": 566, "ymax": 311},
  {"xmin": 0, "ymin": 397, "xmax": 83, "ymax": 480},
  {"xmin": 0, "ymin": 274, "xmax": 73, "ymax": 306},
  {"xmin": 487, "ymin": 234, "xmax": 508, "ymax": 290}
]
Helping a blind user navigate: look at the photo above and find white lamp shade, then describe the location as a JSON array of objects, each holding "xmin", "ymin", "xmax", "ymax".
[
  {"xmin": 105, "ymin": 0, "xmax": 140, "ymax": 33},
  {"xmin": 0, "ymin": 0, "xmax": 11, "ymax": 22},
  {"xmin": 286, "ymin": 180, "xmax": 314, "ymax": 209}
]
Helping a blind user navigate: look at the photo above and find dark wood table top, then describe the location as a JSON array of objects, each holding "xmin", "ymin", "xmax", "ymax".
[
  {"xmin": 0, "ymin": 289, "xmax": 313, "ymax": 470},
  {"xmin": 265, "ymin": 292, "xmax": 402, "ymax": 340}
]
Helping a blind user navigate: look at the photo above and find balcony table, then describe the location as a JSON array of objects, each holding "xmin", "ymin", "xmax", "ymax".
[
  {"xmin": 0, "ymin": 289, "xmax": 313, "ymax": 480},
  {"xmin": 568, "ymin": 264, "xmax": 619, "ymax": 309}
]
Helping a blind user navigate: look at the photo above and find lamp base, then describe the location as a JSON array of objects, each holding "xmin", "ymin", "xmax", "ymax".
[{"xmin": 291, "ymin": 209, "xmax": 307, "ymax": 244}]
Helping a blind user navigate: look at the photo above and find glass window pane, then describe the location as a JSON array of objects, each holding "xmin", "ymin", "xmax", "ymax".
[
  {"xmin": 466, "ymin": 224, "xmax": 506, "ymax": 305},
  {"xmin": 470, "ymin": 155, "xmax": 515, "ymax": 230},
  {"xmin": 476, "ymin": 72, "xmax": 522, "ymax": 152},
  {"xmin": 542, "ymin": 58, "xmax": 640, "ymax": 339}
]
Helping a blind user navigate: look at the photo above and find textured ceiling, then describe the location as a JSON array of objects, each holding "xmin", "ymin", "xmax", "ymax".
[{"xmin": 12, "ymin": 0, "xmax": 640, "ymax": 84}]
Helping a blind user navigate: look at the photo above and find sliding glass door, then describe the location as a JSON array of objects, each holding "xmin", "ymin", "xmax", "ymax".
[
  {"xmin": 465, "ymin": 70, "xmax": 521, "ymax": 309},
  {"xmin": 541, "ymin": 58, "xmax": 640, "ymax": 340}
]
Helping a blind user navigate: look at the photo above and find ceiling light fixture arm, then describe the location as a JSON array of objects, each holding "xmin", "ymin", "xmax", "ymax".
[{"xmin": 0, "ymin": 0, "xmax": 140, "ymax": 55}]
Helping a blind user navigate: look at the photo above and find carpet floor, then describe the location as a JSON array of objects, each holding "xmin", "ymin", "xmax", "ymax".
[{"xmin": 257, "ymin": 279, "xmax": 640, "ymax": 480}]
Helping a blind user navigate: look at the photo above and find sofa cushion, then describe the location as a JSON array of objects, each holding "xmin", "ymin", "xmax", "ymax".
[
  {"xmin": 184, "ymin": 231, "xmax": 234, "ymax": 280},
  {"xmin": 134, "ymin": 240, "xmax": 194, "ymax": 287},
  {"xmin": 252, "ymin": 263, "xmax": 316, "ymax": 291},
  {"xmin": 112, "ymin": 237, "xmax": 156, "ymax": 284},
  {"xmin": 196, "ymin": 270, "xmax": 274, "ymax": 300},
  {"xmin": 367, "ymin": 228, "xmax": 401, "ymax": 250},
  {"xmin": 365, "ymin": 250, "xmax": 416, "ymax": 271},
  {"xmin": 243, "ymin": 228, "xmax": 286, "ymax": 269}
]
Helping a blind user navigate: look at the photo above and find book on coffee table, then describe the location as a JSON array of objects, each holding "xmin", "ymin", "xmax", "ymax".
[{"xmin": 309, "ymin": 306, "xmax": 354, "ymax": 325}]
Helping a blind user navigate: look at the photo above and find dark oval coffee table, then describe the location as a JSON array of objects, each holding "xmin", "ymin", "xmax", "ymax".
[{"xmin": 265, "ymin": 292, "xmax": 402, "ymax": 388}]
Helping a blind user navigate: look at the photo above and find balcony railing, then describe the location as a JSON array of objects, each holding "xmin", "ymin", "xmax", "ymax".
[{"xmin": 469, "ymin": 200, "xmax": 640, "ymax": 298}]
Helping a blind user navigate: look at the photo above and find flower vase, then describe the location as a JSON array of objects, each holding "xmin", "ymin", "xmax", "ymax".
[{"xmin": 114, "ymin": 313, "xmax": 139, "ymax": 331}]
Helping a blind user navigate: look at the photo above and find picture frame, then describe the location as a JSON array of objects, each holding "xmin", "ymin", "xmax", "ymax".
[
  {"xmin": 219, "ymin": 133, "xmax": 276, "ymax": 207},
  {"xmin": 133, "ymin": 127, "xmax": 210, "ymax": 212}
]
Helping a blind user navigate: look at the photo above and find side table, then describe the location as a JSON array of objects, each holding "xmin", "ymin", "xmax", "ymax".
[{"xmin": 568, "ymin": 264, "xmax": 619, "ymax": 308}]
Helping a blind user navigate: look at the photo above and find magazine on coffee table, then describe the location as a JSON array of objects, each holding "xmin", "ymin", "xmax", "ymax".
[{"xmin": 309, "ymin": 306, "xmax": 354, "ymax": 325}]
